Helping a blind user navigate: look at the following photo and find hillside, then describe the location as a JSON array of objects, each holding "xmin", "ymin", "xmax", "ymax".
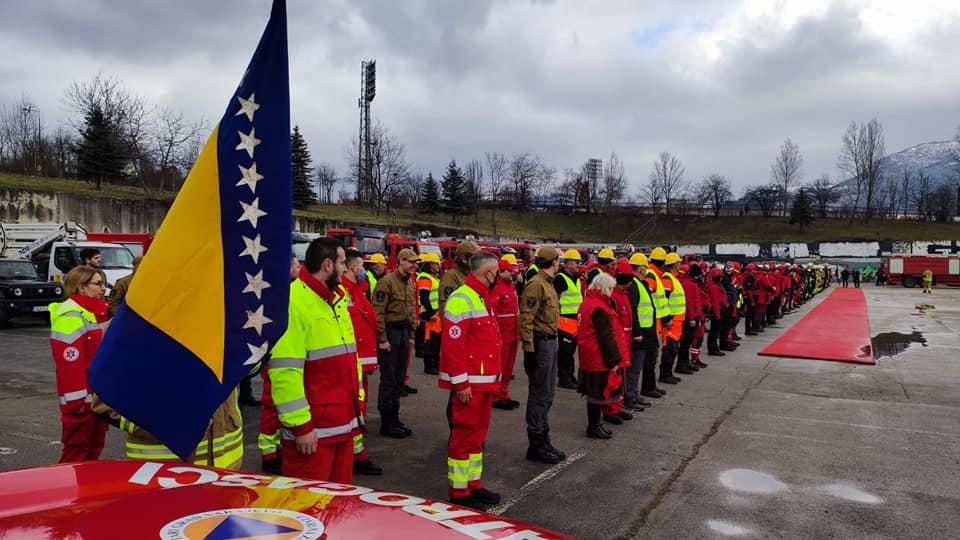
[
  {"xmin": 835, "ymin": 139, "xmax": 959, "ymax": 194},
  {"xmin": 1, "ymin": 172, "xmax": 957, "ymax": 244}
]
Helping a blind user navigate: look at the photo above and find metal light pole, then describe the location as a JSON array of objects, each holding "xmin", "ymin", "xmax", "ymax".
[{"xmin": 21, "ymin": 106, "xmax": 41, "ymax": 176}]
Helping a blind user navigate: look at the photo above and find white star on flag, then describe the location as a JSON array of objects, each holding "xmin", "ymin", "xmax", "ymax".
[
  {"xmin": 236, "ymin": 163, "xmax": 264, "ymax": 194},
  {"xmin": 243, "ymin": 270, "xmax": 272, "ymax": 300},
  {"xmin": 238, "ymin": 197, "xmax": 268, "ymax": 228},
  {"xmin": 236, "ymin": 128, "xmax": 261, "ymax": 159},
  {"xmin": 243, "ymin": 305, "xmax": 273, "ymax": 335},
  {"xmin": 244, "ymin": 341, "xmax": 269, "ymax": 366},
  {"xmin": 234, "ymin": 93, "xmax": 260, "ymax": 122},
  {"xmin": 240, "ymin": 234, "xmax": 268, "ymax": 264}
]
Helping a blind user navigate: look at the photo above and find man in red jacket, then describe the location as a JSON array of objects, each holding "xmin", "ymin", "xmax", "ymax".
[
  {"xmin": 675, "ymin": 264, "xmax": 702, "ymax": 373},
  {"xmin": 342, "ymin": 249, "xmax": 383, "ymax": 476},
  {"xmin": 440, "ymin": 251, "xmax": 503, "ymax": 511},
  {"xmin": 706, "ymin": 268, "xmax": 729, "ymax": 356},
  {"xmin": 490, "ymin": 255, "xmax": 521, "ymax": 411}
]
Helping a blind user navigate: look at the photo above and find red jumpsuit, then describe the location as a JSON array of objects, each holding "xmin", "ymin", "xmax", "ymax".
[
  {"xmin": 489, "ymin": 277, "xmax": 519, "ymax": 403},
  {"xmin": 343, "ymin": 277, "xmax": 379, "ymax": 463},
  {"xmin": 602, "ymin": 286, "xmax": 632, "ymax": 415},
  {"xmin": 440, "ymin": 275, "xmax": 502, "ymax": 499},
  {"xmin": 49, "ymin": 294, "xmax": 110, "ymax": 463}
]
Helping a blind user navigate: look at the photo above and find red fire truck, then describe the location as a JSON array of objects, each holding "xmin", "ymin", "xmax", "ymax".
[{"xmin": 883, "ymin": 255, "xmax": 960, "ymax": 287}]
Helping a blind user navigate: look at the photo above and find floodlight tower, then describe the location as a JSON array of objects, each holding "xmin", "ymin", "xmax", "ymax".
[
  {"xmin": 357, "ymin": 60, "xmax": 376, "ymax": 204},
  {"xmin": 585, "ymin": 158, "xmax": 602, "ymax": 210}
]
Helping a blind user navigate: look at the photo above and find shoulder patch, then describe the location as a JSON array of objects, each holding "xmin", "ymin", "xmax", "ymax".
[
  {"xmin": 443, "ymin": 286, "xmax": 455, "ymax": 297},
  {"xmin": 63, "ymin": 346, "xmax": 80, "ymax": 362},
  {"xmin": 526, "ymin": 296, "xmax": 538, "ymax": 307},
  {"xmin": 375, "ymin": 290, "xmax": 386, "ymax": 303}
]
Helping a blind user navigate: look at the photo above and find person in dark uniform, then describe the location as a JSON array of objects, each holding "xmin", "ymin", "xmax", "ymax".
[
  {"xmin": 372, "ymin": 248, "xmax": 419, "ymax": 439},
  {"xmin": 519, "ymin": 246, "xmax": 565, "ymax": 465}
]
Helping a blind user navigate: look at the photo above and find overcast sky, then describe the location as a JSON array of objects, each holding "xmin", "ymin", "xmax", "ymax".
[{"xmin": 2, "ymin": 0, "xmax": 959, "ymax": 195}]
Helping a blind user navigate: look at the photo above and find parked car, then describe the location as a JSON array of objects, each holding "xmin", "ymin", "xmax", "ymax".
[{"xmin": 0, "ymin": 258, "xmax": 64, "ymax": 326}]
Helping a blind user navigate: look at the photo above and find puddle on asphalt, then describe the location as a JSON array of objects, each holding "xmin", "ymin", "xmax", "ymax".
[
  {"xmin": 871, "ymin": 331, "xmax": 928, "ymax": 358},
  {"xmin": 819, "ymin": 484, "xmax": 882, "ymax": 504},
  {"xmin": 707, "ymin": 519, "xmax": 752, "ymax": 536},
  {"xmin": 719, "ymin": 469, "xmax": 788, "ymax": 494}
]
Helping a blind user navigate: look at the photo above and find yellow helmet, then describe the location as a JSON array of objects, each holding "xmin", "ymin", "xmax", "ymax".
[
  {"xmin": 665, "ymin": 252, "xmax": 682, "ymax": 265},
  {"xmin": 597, "ymin": 247, "xmax": 615, "ymax": 260},
  {"xmin": 650, "ymin": 247, "xmax": 667, "ymax": 261},
  {"xmin": 419, "ymin": 252, "xmax": 441, "ymax": 264},
  {"xmin": 368, "ymin": 253, "xmax": 387, "ymax": 264},
  {"xmin": 500, "ymin": 253, "xmax": 519, "ymax": 266},
  {"xmin": 629, "ymin": 253, "xmax": 648, "ymax": 267},
  {"xmin": 562, "ymin": 249, "xmax": 582, "ymax": 262}
]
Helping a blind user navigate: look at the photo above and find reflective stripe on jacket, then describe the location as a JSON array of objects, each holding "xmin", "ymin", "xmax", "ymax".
[
  {"xmin": 343, "ymin": 278, "xmax": 379, "ymax": 373},
  {"xmin": 645, "ymin": 269, "xmax": 669, "ymax": 319},
  {"xmin": 49, "ymin": 298, "xmax": 106, "ymax": 413},
  {"xmin": 631, "ymin": 277, "xmax": 655, "ymax": 328},
  {"xmin": 663, "ymin": 272, "xmax": 686, "ymax": 317}
]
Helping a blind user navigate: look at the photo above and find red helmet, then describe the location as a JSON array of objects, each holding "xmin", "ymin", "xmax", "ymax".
[
  {"xmin": 678, "ymin": 263, "xmax": 690, "ymax": 273},
  {"xmin": 746, "ymin": 263, "xmax": 756, "ymax": 271},
  {"xmin": 731, "ymin": 262, "xmax": 741, "ymax": 271},
  {"xmin": 616, "ymin": 258, "xmax": 634, "ymax": 276}
]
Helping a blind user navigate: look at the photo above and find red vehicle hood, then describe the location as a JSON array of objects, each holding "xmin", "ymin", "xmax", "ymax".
[{"xmin": 0, "ymin": 461, "xmax": 570, "ymax": 539}]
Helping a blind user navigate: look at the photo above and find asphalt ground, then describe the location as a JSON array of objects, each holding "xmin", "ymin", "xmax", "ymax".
[{"xmin": 1, "ymin": 284, "xmax": 958, "ymax": 539}]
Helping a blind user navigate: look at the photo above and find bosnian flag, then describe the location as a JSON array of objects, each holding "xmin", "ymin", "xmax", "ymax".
[{"xmin": 90, "ymin": 0, "xmax": 292, "ymax": 459}]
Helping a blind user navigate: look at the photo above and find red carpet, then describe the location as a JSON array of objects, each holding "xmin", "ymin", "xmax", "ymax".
[{"xmin": 758, "ymin": 288, "xmax": 875, "ymax": 365}]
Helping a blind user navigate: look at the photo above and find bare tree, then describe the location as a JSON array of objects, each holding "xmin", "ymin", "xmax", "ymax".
[
  {"xmin": 838, "ymin": 118, "xmax": 885, "ymax": 222},
  {"xmin": 696, "ymin": 173, "xmax": 733, "ymax": 217},
  {"xmin": 601, "ymin": 151, "xmax": 627, "ymax": 214},
  {"xmin": 464, "ymin": 159, "xmax": 484, "ymax": 222},
  {"xmin": 648, "ymin": 152, "xmax": 686, "ymax": 215},
  {"xmin": 744, "ymin": 184, "xmax": 782, "ymax": 217},
  {"xmin": 150, "ymin": 106, "xmax": 204, "ymax": 192},
  {"xmin": 485, "ymin": 151, "xmax": 508, "ymax": 231},
  {"xmin": 897, "ymin": 168, "xmax": 913, "ymax": 218},
  {"xmin": 51, "ymin": 125, "xmax": 77, "ymax": 178},
  {"xmin": 807, "ymin": 174, "xmax": 838, "ymax": 218},
  {"xmin": 508, "ymin": 152, "xmax": 540, "ymax": 210},
  {"xmin": 344, "ymin": 121, "xmax": 409, "ymax": 214},
  {"xmin": 0, "ymin": 103, "xmax": 17, "ymax": 167},
  {"xmin": 930, "ymin": 184, "xmax": 956, "ymax": 222},
  {"xmin": 534, "ymin": 163, "xmax": 556, "ymax": 204},
  {"xmin": 912, "ymin": 171, "xmax": 933, "ymax": 220},
  {"xmin": 557, "ymin": 168, "xmax": 579, "ymax": 210},
  {"xmin": 316, "ymin": 162, "xmax": 338, "ymax": 204},
  {"xmin": 771, "ymin": 138, "xmax": 803, "ymax": 216}
]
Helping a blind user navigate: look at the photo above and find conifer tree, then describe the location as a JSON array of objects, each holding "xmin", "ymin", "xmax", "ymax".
[
  {"xmin": 76, "ymin": 104, "xmax": 126, "ymax": 190},
  {"xmin": 441, "ymin": 160, "xmax": 468, "ymax": 223},
  {"xmin": 291, "ymin": 125, "xmax": 315, "ymax": 209},
  {"xmin": 419, "ymin": 172, "xmax": 441, "ymax": 214},
  {"xmin": 789, "ymin": 188, "xmax": 815, "ymax": 229}
]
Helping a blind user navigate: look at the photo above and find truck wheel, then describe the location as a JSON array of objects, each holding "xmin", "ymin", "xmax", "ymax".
[
  {"xmin": 0, "ymin": 312, "xmax": 9, "ymax": 328},
  {"xmin": 902, "ymin": 276, "xmax": 918, "ymax": 288}
]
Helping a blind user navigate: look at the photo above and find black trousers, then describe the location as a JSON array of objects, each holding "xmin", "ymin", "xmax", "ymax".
[
  {"xmin": 708, "ymin": 317, "xmax": 724, "ymax": 353},
  {"xmin": 660, "ymin": 338, "xmax": 678, "ymax": 379},
  {"xmin": 677, "ymin": 321, "xmax": 697, "ymax": 370},
  {"xmin": 557, "ymin": 331, "xmax": 577, "ymax": 383},
  {"xmin": 423, "ymin": 330, "xmax": 440, "ymax": 371},
  {"xmin": 640, "ymin": 343, "xmax": 659, "ymax": 391},
  {"xmin": 377, "ymin": 326, "xmax": 410, "ymax": 426},
  {"xmin": 414, "ymin": 323, "xmax": 425, "ymax": 357},
  {"xmin": 587, "ymin": 403, "xmax": 603, "ymax": 427}
]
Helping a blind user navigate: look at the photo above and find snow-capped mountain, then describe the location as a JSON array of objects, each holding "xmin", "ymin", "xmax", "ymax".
[{"xmin": 836, "ymin": 140, "xmax": 959, "ymax": 191}]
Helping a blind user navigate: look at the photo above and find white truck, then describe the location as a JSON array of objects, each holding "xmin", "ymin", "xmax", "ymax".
[{"xmin": 0, "ymin": 222, "xmax": 135, "ymax": 292}]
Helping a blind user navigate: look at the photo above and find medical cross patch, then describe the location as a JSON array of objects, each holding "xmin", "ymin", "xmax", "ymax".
[
  {"xmin": 448, "ymin": 325, "xmax": 462, "ymax": 339},
  {"xmin": 63, "ymin": 346, "xmax": 80, "ymax": 362}
]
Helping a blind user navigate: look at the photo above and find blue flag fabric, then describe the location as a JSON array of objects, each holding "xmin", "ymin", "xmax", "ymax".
[{"xmin": 89, "ymin": 0, "xmax": 291, "ymax": 460}]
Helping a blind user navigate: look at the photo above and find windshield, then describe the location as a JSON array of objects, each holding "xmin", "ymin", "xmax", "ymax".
[
  {"xmin": 356, "ymin": 237, "xmax": 384, "ymax": 255},
  {"xmin": 420, "ymin": 244, "xmax": 441, "ymax": 258},
  {"xmin": 0, "ymin": 260, "xmax": 39, "ymax": 280},
  {"xmin": 292, "ymin": 242, "xmax": 308, "ymax": 262},
  {"xmin": 78, "ymin": 246, "xmax": 135, "ymax": 270}
]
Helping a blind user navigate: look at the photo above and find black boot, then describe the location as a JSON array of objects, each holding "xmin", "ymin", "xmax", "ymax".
[
  {"xmin": 353, "ymin": 459, "xmax": 383, "ymax": 476},
  {"xmin": 526, "ymin": 432, "xmax": 561, "ymax": 464},
  {"xmin": 262, "ymin": 456, "xmax": 282, "ymax": 475},
  {"xmin": 603, "ymin": 413, "xmax": 623, "ymax": 425},
  {"xmin": 450, "ymin": 495, "xmax": 490, "ymax": 511},
  {"xmin": 587, "ymin": 424, "xmax": 612, "ymax": 439},
  {"xmin": 543, "ymin": 429, "xmax": 566, "ymax": 461},
  {"xmin": 471, "ymin": 487, "xmax": 501, "ymax": 505}
]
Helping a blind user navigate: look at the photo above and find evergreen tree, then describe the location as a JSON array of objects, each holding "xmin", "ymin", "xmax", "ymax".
[
  {"xmin": 441, "ymin": 160, "xmax": 468, "ymax": 223},
  {"xmin": 291, "ymin": 125, "xmax": 315, "ymax": 209},
  {"xmin": 76, "ymin": 104, "xmax": 125, "ymax": 190},
  {"xmin": 419, "ymin": 172, "xmax": 441, "ymax": 214},
  {"xmin": 789, "ymin": 188, "xmax": 815, "ymax": 229}
]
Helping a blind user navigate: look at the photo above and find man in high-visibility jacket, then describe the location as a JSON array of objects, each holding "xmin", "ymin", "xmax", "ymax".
[
  {"xmin": 270, "ymin": 238, "xmax": 363, "ymax": 482},
  {"xmin": 363, "ymin": 253, "xmax": 387, "ymax": 302},
  {"xmin": 554, "ymin": 249, "xmax": 584, "ymax": 389},
  {"xmin": 659, "ymin": 252, "xmax": 688, "ymax": 380},
  {"xmin": 440, "ymin": 251, "xmax": 503, "ymax": 511},
  {"xmin": 645, "ymin": 247, "xmax": 678, "ymax": 385},
  {"xmin": 342, "ymin": 249, "xmax": 383, "ymax": 476},
  {"xmin": 417, "ymin": 252, "xmax": 443, "ymax": 375},
  {"xmin": 923, "ymin": 268, "xmax": 933, "ymax": 293},
  {"xmin": 626, "ymin": 253, "xmax": 660, "ymax": 404}
]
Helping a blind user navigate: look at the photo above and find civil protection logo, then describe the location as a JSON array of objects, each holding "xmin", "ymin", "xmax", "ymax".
[{"xmin": 160, "ymin": 508, "xmax": 324, "ymax": 539}]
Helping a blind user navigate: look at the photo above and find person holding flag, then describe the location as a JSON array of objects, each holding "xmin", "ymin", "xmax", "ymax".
[{"xmin": 89, "ymin": 0, "xmax": 293, "ymax": 464}]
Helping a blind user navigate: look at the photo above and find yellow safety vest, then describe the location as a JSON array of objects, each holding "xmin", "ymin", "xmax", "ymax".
[
  {"xmin": 417, "ymin": 272, "xmax": 440, "ymax": 310},
  {"xmin": 664, "ymin": 272, "xmax": 686, "ymax": 317},
  {"xmin": 366, "ymin": 270, "xmax": 379, "ymax": 297},
  {"xmin": 631, "ymin": 277, "xmax": 655, "ymax": 328},
  {"xmin": 646, "ymin": 268, "xmax": 669, "ymax": 319},
  {"xmin": 557, "ymin": 272, "xmax": 583, "ymax": 316}
]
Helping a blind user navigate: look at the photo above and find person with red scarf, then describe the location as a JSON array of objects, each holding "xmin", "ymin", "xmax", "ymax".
[
  {"xmin": 490, "ymin": 255, "xmax": 521, "ymax": 411},
  {"xmin": 675, "ymin": 264, "xmax": 703, "ymax": 373},
  {"xmin": 706, "ymin": 268, "xmax": 729, "ymax": 356},
  {"xmin": 49, "ymin": 265, "xmax": 111, "ymax": 463},
  {"xmin": 602, "ymin": 260, "xmax": 636, "ymax": 425},
  {"xmin": 576, "ymin": 273, "xmax": 623, "ymax": 439}
]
